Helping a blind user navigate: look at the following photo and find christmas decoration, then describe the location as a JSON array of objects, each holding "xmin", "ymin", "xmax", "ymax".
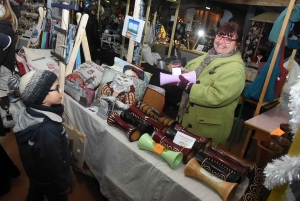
[
  {"xmin": 263, "ymin": 73, "xmax": 300, "ymax": 201},
  {"xmin": 264, "ymin": 155, "xmax": 300, "ymax": 190},
  {"xmin": 288, "ymin": 76, "xmax": 300, "ymax": 135}
]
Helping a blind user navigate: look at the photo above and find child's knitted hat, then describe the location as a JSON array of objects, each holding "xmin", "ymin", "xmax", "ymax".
[{"xmin": 19, "ymin": 70, "xmax": 57, "ymax": 104}]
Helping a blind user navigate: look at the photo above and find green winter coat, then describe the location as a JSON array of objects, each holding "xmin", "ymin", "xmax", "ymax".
[{"xmin": 180, "ymin": 51, "xmax": 245, "ymax": 146}]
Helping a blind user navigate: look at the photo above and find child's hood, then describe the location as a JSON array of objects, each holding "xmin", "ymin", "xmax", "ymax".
[{"xmin": 13, "ymin": 107, "xmax": 62, "ymax": 142}]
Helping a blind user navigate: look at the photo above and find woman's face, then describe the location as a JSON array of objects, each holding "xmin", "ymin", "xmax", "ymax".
[{"xmin": 214, "ymin": 33, "xmax": 239, "ymax": 54}]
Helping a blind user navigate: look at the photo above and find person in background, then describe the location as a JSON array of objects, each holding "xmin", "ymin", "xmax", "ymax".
[
  {"xmin": 0, "ymin": 0, "xmax": 18, "ymax": 73},
  {"xmin": 0, "ymin": 5, "xmax": 21, "ymax": 198},
  {"xmin": 85, "ymin": 6, "xmax": 100, "ymax": 62},
  {"xmin": 0, "ymin": 144, "xmax": 21, "ymax": 197},
  {"xmin": 175, "ymin": 21, "xmax": 245, "ymax": 146},
  {"xmin": 13, "ymin": 70, "xmax": 75, "ymax": 201}
]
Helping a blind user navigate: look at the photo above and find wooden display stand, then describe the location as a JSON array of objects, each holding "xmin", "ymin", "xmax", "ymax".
[
  {"xmin": 50, "ymin": 3, "xmax": 91, "ymax": 171},
  {"xmin": 50, "ymin": 3, "xmax": 91, "ymax": 102}
]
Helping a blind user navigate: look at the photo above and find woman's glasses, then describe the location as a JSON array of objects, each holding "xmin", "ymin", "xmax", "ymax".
[
  {"xmin": 215, "ymin": 34, "xmax": 237, "ymax": 44},
  {"xmin": 49, "ymin": 85, "xmax": 60, "ymax": 92}
]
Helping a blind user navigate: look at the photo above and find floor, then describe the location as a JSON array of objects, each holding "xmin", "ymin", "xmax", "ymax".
[{"xmin": 0, "ymin": 119, "xmax": 258, "ymax": 201}]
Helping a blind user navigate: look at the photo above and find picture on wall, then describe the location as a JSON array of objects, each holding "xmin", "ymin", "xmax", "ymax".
[{"xmin": 122, "ymin": 15, "xmax": 145, "ymax": 43}]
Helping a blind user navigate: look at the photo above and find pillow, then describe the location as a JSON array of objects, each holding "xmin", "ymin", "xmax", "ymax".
[
  {"xmin": 123, "ymin": 65, "xmax": 144, "ymax": 80},
  {"xmin": 144, "ymin": 71, "xmax": 153, "ymax": 84},
  {"xmin": 112, "ymin": 57, "xmax": 152, "ymax": 84},
  {"xmin": 23, "ymin": 47, "xmax": 52, "ymax": 62},
  {"xmin": 94, "ymin": 68, "xmax": 147, "ymax": 106},
  {"xmin": 142, "ymin": 44, "xmax": 154, "ymax": 65},
  {"xmin": 27, "ymin": 58, "xmax": 60, "ymax": 75},
  {"xmin": 73, "ymin": 61, "xmax": 105, "ymax": 89},
  {"xmin": 64, "ymin": 61, "xmax": 105, "ymax": 106}
]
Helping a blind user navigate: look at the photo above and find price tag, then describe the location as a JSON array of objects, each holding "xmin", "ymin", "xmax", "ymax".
[
  {"xmin": 270, "ymin": 128, "xmax": 285, "ymax": 136},
  {"xmin": 153, "ymin": 143, "xmax": 164, "ymax": 154},
  {"xmin": 173, "ymin": 131, "xmax": 196, "ymax": 148}
]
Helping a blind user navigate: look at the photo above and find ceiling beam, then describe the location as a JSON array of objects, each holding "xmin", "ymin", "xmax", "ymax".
[{"xmin": 210, "ymin": 0, "xmax": 300, "ymax": 7}]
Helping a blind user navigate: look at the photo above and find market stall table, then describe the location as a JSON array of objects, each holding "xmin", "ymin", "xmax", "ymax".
[
  {"xmin": 240, "ymin": 105, "xmax": 291, "ymax": 158},
  {"xmin": 63, "ymin": 94, "xmax": 248, "ymax": 201}
]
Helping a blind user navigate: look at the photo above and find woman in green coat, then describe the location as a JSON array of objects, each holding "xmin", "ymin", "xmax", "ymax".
[{"xmin": 176, "ymin": 21, "xmax": 245, "ymax": 146}]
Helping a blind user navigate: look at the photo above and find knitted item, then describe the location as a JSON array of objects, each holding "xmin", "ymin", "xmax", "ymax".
[
  {"xmin": 177, "ymin": 74, "xmax": 194, "ymax": 93},
  {"xmin": 19, "ymin": 70, "xmax": 57, "ymax": 105}
]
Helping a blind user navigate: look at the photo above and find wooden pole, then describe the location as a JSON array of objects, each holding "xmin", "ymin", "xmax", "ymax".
[
  {"xmin": 97, "ymin": 0, "xmax": 101, "ymax": 21},
  {"xmin": 121, "ymin": 0, "xmax": 130, "ymax": 59},
  {"xmin": 253, "ymin": 0, "xmax": 296, "ymax": 116},
  {"xmin": 168, "ymin": 0, "xmax": 181, "ymax": 57},
  {"xmin": 59, "ymin": 8, "xmax": 69, "ymax": 104},
  {"xmin": 127, "ymin": 0, "xmax": 141, "ymax": 63}
]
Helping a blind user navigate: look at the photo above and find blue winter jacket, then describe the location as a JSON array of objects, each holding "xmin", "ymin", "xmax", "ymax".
[{"xmin": 13, "ymin": 106, "xmax": 72, "ymax": 192}]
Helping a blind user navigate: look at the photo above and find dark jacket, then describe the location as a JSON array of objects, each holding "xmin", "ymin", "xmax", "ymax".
[
  {"xmin": 0, "ymin": 32, "xmax": 10, "ymax": 48},
  {"xmin": 13, "ymin": 105, "xmax": 72, "ymax": 192},
  {"xmin": 86, "ymin": 13, "xmax": 100, "ymax": 61},
  {"xmin": 0, "ymin": 20, "xmax": 16, "ymax": 73}
]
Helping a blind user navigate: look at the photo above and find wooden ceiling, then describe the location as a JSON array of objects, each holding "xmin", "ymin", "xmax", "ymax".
[{"xmin": 208, "ymin": 0, "xmax": 299, "ymax": 7}]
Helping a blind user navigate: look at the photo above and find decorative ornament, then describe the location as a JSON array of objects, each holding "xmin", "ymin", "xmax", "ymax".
[
  {"xmin": 263, "ymin": 73, "xmax": 300, "ymax": 200},
  {"xmin": 139, "ymin": 0, "xmax": 145, "ymax": 21},
  {"xmin": 247, "ymin": 57, "xmax": 251, "ymax": 62},
  {"xmin": 288, "ymin": 73, "xmax": 300, "ymax": 135},
  {"xmin": 246, "ymin": 40, "xmax": 250, "ymax": 45},
  {"xmin": 132, "ymin": 0, "xmax": 144, "ymax": 65},
  {"xmin": 133, "ymin": 43, "xmax": 142, "ymax": 65},
  {"xmin": 264, "ymin": 155, "xmax": 300, "ymax": 190},
  {"xmin": 256, "ymin": 54, "xmax": 263, "ymax": 64}
]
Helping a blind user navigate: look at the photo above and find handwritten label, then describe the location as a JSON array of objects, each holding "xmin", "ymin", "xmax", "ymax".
[
  {"xmin": 173, "ymin": 131, "xmax": 196, "ymax": 148},
  {"xmin": 153, "ymin": 144, "xmax": 164, "ymax": 154},
  {"xmin": 270, "ymin": 128, "xmax": 285, "ymax": 136}
]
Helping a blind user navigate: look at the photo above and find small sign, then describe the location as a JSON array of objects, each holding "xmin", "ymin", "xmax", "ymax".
[
  {"xmin": 196, "ymin": 44, "xmax": 204, "ymax": 52},
  {"xmin": 173, "ymin": 131, "xmax": 196, "ymax": 148},
  {"xmin": 270, "ymin": 128, "xmax": 285, "ymax": 136},
  {"xmin": 153, "ymin": 143, "xmax": 164, "ymax": 154},
  {"xmin": 172, "ymin": 67, "xmax": 181, "ymax": 75},
  {"xmin": 122, "ymin": 15, "xmax": 145, "ymax": 43}
]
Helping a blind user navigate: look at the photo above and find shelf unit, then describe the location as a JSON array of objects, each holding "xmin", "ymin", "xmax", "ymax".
[{"xmin": 101, "ymin": 33, "xmax": 116, "ymax": 48}]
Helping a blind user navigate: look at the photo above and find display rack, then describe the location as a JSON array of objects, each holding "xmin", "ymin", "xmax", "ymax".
[
  {"xmin": 101, "ymin": 33, "xmax": 116, "ymax": 48},
  {"xmin": 50, "ymin": 3, "xmax": 91, "ymax": 102}
]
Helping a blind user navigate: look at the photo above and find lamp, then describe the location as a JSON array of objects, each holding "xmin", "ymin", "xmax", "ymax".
[{"xmin": 192, "ymin": 29, "xmax": 205, "ymax": 50}]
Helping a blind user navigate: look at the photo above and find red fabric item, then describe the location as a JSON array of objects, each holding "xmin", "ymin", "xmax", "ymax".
[
  {"xmin": 15, "ymin": 52, "xmax": 30, "ymax": 75},
  {"xmin": 274, "ymin": 39, "xmax": 288, "ymax": 99},
  {"xmin": 256, "ymin": 39, "xmax": 287, "ymax": 99}
]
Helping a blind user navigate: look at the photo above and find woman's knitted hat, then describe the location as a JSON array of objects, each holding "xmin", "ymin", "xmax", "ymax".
[{"xmin": 19, "ymin": 70, "xmax": 57, "ymax": 104}]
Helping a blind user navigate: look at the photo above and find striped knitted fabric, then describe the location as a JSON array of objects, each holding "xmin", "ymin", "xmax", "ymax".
[{"xmin": 20, "ymin": 70, "xmax": 57, "ymax": 104}]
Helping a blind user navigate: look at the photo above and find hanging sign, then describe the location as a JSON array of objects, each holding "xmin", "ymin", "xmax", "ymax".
[{"xmin": 122, "ymin": 15, "xmax": 145, "ymax": 43}]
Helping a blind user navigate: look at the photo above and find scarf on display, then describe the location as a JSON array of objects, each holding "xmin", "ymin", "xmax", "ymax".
[{"xmin": 176, "ymin": 48, "xmax": 238, "ymax": 120}]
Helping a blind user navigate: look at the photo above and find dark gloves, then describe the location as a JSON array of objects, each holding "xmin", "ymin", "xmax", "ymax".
[{"xmin": 177, "ymin": 74, "xmax": 199, "ymax": 93}]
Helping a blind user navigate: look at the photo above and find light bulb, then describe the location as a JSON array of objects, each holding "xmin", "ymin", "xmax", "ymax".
[{"xmin": 198, "ymin": 30, "xmax": 205, "ymax": 37}]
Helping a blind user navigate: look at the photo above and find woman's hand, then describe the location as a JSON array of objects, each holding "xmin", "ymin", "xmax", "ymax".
[
  {"xmin": 177, "ymin": 75, "xmax": 195, "ymax": 93},
  {"xmin": 181, "ymin": 67, "xmax": 187, "ymax": 74}
]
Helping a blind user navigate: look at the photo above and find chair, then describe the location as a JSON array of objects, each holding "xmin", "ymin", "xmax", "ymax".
[{"xmin": 228, "ymin": 95, "xmax": 245, "ymax": 151}]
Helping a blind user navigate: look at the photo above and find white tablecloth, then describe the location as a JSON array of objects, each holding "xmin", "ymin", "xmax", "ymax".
[{"xmin": 63, "ymin": 94, "xmax": 248, "ymax": 201}]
